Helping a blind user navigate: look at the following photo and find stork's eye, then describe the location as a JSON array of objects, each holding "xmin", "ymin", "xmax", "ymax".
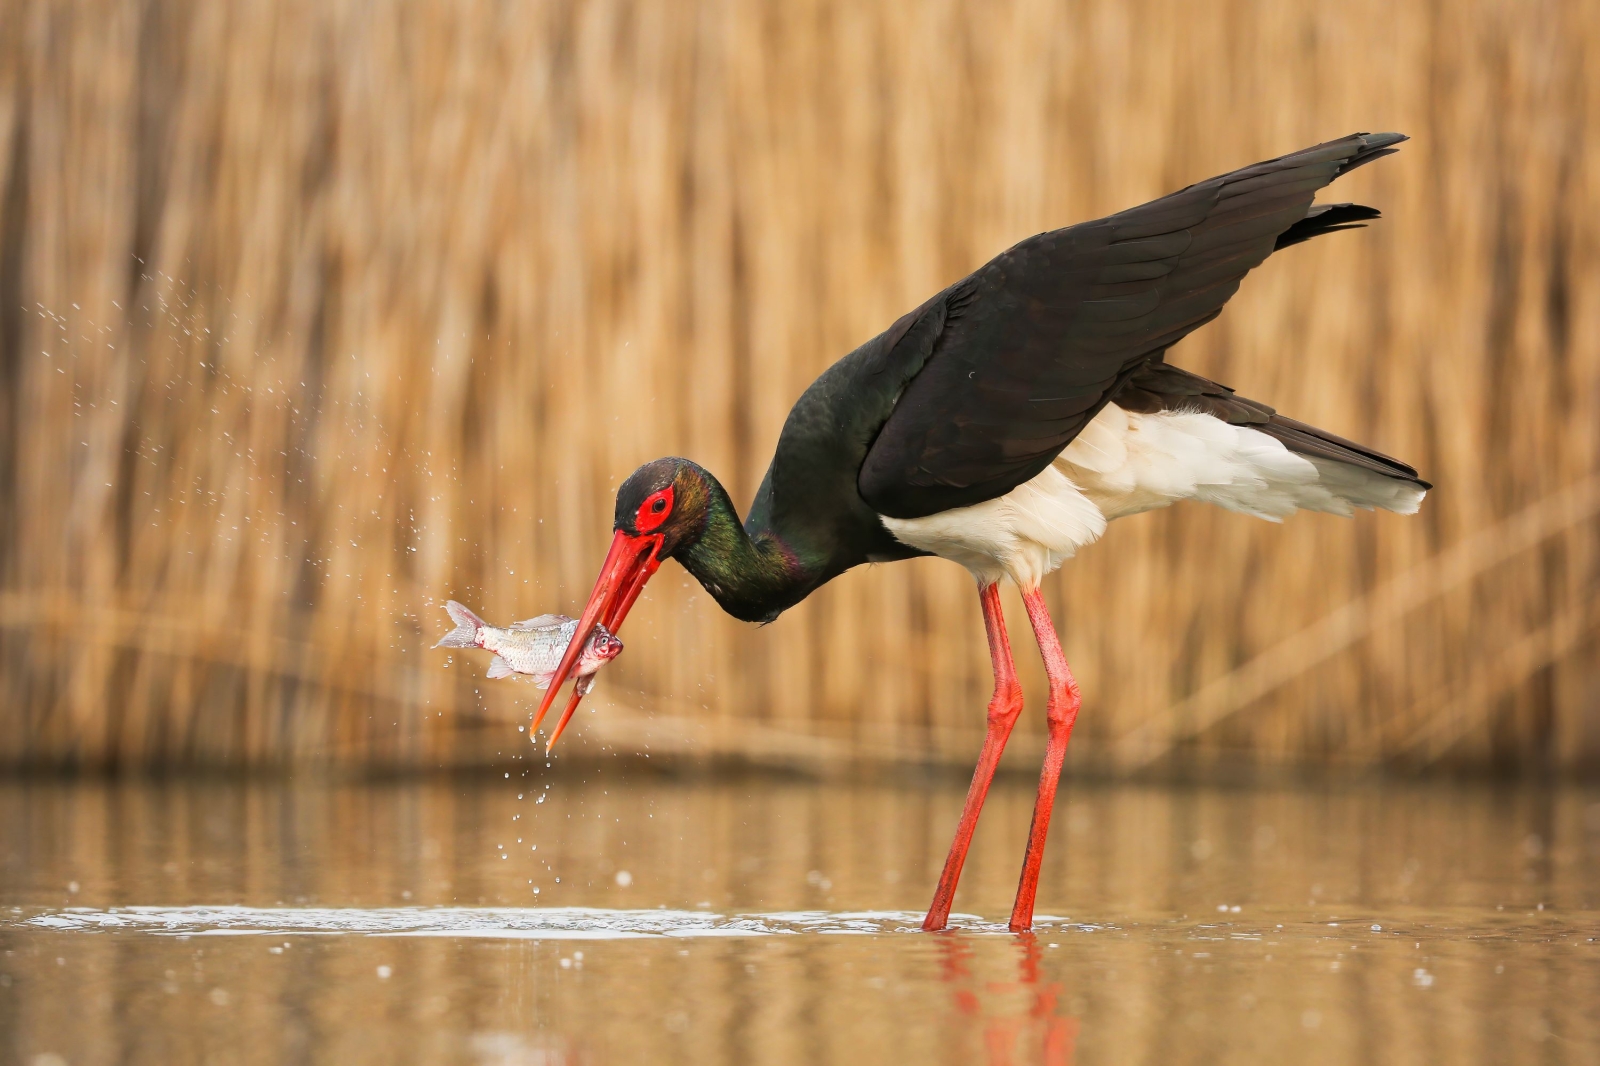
[{"xmin": 634, "ymin": 486, "xmax": 675, "ymax": 532}]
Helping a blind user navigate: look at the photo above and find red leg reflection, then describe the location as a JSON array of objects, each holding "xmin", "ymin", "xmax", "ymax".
[
  {"xmin": 938, "ymin": 936, "xmax": 983, "ymax": 1017},
  {"xmin": 1016, "ymin": 934, "xmax": 1079, "ymax": 1066},
  {"xmin": 936, "ymin": 932, "xmax": 1079, "ymax": 1066},
  {"xmin": 924, "ymin": 582, "xmax": 1024, "ymax": 932},
  {"xmin": 1010, "ymin": 588, "xmax": 1082, "ymax": 933}
]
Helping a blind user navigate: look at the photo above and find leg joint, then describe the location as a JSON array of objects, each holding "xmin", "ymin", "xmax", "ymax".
[
  {"xmin": 1045, "ymin": 683, "xmax": 1080, "ymax": 726},
  {"xmin": 987, "ymin": 679, "xmax": 1023, "ymax": 725}
]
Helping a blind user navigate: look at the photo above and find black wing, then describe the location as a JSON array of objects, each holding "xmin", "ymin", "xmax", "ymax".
[{"xmin": 858, "ymin": 132, "xmax": 1406, "ymax": 519}]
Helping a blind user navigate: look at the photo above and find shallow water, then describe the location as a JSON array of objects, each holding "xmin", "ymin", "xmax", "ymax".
[{"xmin": 1, "ymin": 774, "xmax": 1597, "ymax": 1064}]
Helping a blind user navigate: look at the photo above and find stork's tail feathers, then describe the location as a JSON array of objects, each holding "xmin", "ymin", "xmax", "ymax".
[
  {"xmin": 1113, "ymin": 361, "xmax": 1431, "ymax": 518},
  {"xmin": 1258, "ymin": 414, "xmax": 1431, "ymax": 491},
  {"xmin": 1257, "ymin": 414, "xmax": 1430, "ymax": 515},
  {"xmin": 434, "ymin": 600, "xmax": 486, "ymax": 648}
]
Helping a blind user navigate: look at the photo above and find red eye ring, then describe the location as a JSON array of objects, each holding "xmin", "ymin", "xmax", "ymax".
[{"xmin": 635, "ymin": 486, "xmax": 674, "ymax": 532}]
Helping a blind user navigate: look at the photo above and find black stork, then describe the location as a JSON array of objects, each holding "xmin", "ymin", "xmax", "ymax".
[{"xmin": 531, "ymin": 132, "xmax": 1429, "ymax": 933}]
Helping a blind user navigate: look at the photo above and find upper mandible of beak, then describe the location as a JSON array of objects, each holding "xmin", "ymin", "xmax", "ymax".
[{"xmin": 533, "ymin": 529, "xmax": 663, "ymax": 752}]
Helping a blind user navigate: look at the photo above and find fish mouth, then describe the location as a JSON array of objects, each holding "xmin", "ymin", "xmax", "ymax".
[{"xmin": 532, "ymin": 529, "xmax": 662, "ymax": 751}]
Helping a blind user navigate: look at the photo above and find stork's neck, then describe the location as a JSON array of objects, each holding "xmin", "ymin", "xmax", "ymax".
[{"xmin": 675, "ymin": 471, "xmax": 817, "ymax": 624}]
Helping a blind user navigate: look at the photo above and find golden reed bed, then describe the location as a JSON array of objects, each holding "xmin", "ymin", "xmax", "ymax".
[{"xmin": 0, "ymin": 0, "xmax": 1595, "ymax": 772}]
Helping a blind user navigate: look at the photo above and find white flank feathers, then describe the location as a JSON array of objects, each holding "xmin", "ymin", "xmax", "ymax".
[
  {"xmin": 880, "ymin": 403, "xmax": 1426, "ymax": 588},
  {"xmin": 880, "ymin": 464, "xmax": 1104, "ymax": 589}
]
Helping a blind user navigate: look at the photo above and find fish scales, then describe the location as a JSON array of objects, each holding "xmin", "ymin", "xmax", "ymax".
[
  {"xmin": 433, "ymin": 601, "xmax": 622, "ymax": 690},
  {"xmin": 487, "ymin": 617, "xmax": 581, "ymax": 680}
]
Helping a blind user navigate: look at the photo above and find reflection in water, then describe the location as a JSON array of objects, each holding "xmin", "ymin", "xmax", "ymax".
[
  {"xmin": 939, "ymin": 935, "xmax": 1079, "ymax": 1066},
  {"xmin": 0, "ymin": 775, "xmax": 1597, "ymax": 1064}
]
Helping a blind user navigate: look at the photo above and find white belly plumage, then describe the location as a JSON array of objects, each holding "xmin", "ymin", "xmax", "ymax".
[{"xmin": 879, "ymin": 403, "xmax": 1427, "ymax": 589}]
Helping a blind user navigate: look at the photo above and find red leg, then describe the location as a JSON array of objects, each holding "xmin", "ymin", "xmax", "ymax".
[
  {"xmin": 1010, "ymin": 587, "xmax": 1082, "ymax": 932},
  {"xmin": 924, "ymin": 582, "xmax": 1024, "ymax": 931}
]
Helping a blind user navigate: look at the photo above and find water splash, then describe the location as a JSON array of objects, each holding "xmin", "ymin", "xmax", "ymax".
[{"xmin": 14, "ymin": 906, "xmax": 1097, "ymax": 940}]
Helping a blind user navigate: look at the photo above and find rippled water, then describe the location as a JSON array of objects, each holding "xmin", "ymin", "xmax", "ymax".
[
  {"xmin": 2, "ymin": 774, "xmax": 1597, "ymax": 1064},
  {"xmin": 22, "ymin": 905, "xmax": 1071, "ymax": 938}
]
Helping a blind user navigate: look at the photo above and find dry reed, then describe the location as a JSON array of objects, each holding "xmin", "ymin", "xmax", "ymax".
[{"xmin": 0, "ymin": 0, "xmax": 1596, "ymax": 772}]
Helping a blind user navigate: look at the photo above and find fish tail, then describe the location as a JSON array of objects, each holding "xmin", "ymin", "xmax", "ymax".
[{"xmin": 434, "ymin": 600, "xmax": 485, "ymax": 649}]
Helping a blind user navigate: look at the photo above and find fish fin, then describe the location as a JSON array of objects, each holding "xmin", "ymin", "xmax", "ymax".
[
  {"xmin": 434, "ymin": 600, "xmax": 484, "ymax": 648},
  {"xmin": 531, "ymin": 672, "xmax": 553, "ymax": 691},
  {"xmin": 508, "ymin": 613, "xmax": 571, "ymax": 631},
  {"xmin": 485, "ymin": 655, "xmax": 515, "ymax": 680},
  {"xmin": 575, "ymin": 674, "xmax": 595, "ymax": 697}
]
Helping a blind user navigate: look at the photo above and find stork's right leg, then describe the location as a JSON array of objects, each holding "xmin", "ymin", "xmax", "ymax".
[
  {"xmin": 923, "ymin": 582, "xmax": 1024, "ymax": 932},
  {"xmin": 1008, "ymin": 587, "xmax": 1082, "ymax": 932}
]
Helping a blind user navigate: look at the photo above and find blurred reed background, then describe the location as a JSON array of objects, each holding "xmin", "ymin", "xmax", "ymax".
[{"xmin": 0, "ymin": 0, "xmax": 1596, "ymax": 773}]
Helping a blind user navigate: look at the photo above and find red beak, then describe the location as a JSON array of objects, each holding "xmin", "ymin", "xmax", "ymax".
[{"xmin": 533, "ymin": 529, "xmax": 663, "ymax": 752}]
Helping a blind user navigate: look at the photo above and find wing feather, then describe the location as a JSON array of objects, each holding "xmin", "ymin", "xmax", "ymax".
[{"xmin": 858, "ymin": 132, "xmax": 1407, "ymax": 518}]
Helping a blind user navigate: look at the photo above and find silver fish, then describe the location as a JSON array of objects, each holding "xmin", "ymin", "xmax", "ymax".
[{"xmin": 434, "ymin": 601, "xmax": 622, "ymax": 695}]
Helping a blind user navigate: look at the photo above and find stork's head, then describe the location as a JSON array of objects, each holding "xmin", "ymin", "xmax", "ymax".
[
  {"xmin": 532, "ymin": 457, "xmax": 712, "ymax": 751},
  {"xmin": 610, "ymin": 457, "xmax": 713, "ymax": 558}
]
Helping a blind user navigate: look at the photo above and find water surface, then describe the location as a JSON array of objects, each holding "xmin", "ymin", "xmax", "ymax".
[{"xmin": 2, "ymin": 774, "xmax": 1597, "ymax": 1064}]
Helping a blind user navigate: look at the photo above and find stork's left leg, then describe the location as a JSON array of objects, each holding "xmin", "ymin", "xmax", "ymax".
[{"xmin": 1010, "ymin": 587, "xmax": 1082, "ymax": 932}]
